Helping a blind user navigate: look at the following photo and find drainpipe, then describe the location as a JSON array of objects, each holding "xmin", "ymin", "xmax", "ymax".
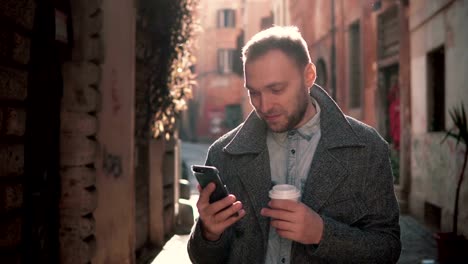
[{"xmin": 330, "ymin": 0, "xmax": 337, "ymax": 100}]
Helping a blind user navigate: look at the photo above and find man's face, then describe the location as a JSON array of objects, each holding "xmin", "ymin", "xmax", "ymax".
[{"xmin": 245, "ymin": 49, "xmax": 314, "ymax": 133}]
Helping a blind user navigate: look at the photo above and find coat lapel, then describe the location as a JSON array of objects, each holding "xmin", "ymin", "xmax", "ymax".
[
  {"xmin": 223, "ymin": 112, "xmax": 271, "ymax": 243},
  {"xmin": 302, "ymin": 85, "xmax": 365, "ymax": 210},
  {"xmin": 235, "ymin": 149, "xmax": 271, "ymax": 243},
  {"xmin": 301, "ymin": 139, "xmax": 349, "ymax": 211},
  {"xmin": 221, "ymin": 84, "xmax": 367, "ymax": 244}
]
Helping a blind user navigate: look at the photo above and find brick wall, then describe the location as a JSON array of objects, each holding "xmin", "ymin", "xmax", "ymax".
[
  {"xmin": 0, "ymin": 0, "xmax": 36, "ymax": 262},
  {"xmin": 58, "ymin": 0, "xmax": 103, "ymax": 263}
]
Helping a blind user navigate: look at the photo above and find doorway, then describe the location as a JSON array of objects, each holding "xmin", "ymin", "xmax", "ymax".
[
  {"xmin": 378, "ymin": 64, "xmax": 400, "ymax": 183},
  {"xmin": 23, "ymin": 1, "xmax": 63, "ymax": 263},
  {"xmin": 378, "ymin": 64, "xmax": 399, "ymax": 143}
]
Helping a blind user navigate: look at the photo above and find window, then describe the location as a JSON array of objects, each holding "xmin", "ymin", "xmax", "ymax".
[
  {"xmin": 427, "ymin": 46, "xmax": 445, "ymax": 132},
  {"xmin": 348, "ymin": 21, "xmax": 362, "ymax": 109},
  {"xmin": 217, "ymin": 49, "xmax": 235, "ymax": 74},
  {"xmin": 217, "ymin": 9, "xmax": 235, "ymax": 28},
  {"xmin": 377, "ymin": 6, "xmax": 399, "ymax": 60},
  {"xmin": 424, "ymin": 202, "xmax": 441, "ymax": 231}
]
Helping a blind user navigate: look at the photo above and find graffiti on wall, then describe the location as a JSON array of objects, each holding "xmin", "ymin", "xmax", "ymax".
[
  {"xmin": 411, "ymin": 133, "xmax": 466, "ymax": 207},
  {"xmin": 102, "ymin": 146, "xmax": 122, "ymax": 178}
]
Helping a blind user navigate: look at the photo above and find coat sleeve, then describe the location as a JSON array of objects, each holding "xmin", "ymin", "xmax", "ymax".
[
  {"xmin": 298, "ymin": 141, "xmax": 401, "ymax": 263},
  {"xmin": 187, "ymin": 149, "xmax": 233, "ymax": 264},
  {"xmin": 187, "ymin": 219, "xmax": 232, "ymax": 264}
]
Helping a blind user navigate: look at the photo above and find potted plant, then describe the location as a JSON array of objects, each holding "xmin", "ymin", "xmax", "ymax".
[{"xmin": 436, "ymin": 103, "xmax": 468, "ymax": 263}]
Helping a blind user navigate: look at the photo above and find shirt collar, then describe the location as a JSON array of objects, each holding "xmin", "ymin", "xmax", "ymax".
[{"xmin": 296, "ymin": 98, "xmax": 321, "ymax": 141}]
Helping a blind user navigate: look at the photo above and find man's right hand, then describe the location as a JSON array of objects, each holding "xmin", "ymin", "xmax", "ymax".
[{"xmin": 196, "ymin": 183, "xmax": 246, "ymax": 241}]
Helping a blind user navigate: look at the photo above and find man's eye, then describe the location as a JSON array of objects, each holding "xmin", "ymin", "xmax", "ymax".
[
  {"xmin": 272, "ymin": 88, "xmax": 284, "ymax": 94},
  {"xmin": 249, "ymin": 91, "xmax": 259, "ymax": 96}
]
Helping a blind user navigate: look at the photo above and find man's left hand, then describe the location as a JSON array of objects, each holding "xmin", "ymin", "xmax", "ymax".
[{"xmin": 261, "ymin": 200, "xmax": 323, "ymax": 244}]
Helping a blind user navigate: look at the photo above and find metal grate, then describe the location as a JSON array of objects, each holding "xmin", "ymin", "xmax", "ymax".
[{"xmin": 378, "ymin": 6, "xmax": 400, "ymax": 60}]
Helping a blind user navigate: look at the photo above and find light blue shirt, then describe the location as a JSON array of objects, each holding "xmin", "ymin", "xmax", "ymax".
[{"xmin": 265, "ymin": 99, "xmax": 321, "ymax": 264}]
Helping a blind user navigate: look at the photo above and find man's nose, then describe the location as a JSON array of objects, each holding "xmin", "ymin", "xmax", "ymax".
[{"xmin": 259, "ymin": 94, "xmax": 272, "ymax": 114}]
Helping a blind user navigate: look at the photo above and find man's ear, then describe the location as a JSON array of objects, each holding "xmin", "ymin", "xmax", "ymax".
[{"xmin": 304, "ymin": 63, "xmax": 316, "ymax": 88}]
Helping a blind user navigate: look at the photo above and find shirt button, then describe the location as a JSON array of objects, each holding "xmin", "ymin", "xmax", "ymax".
[
  {"xmin": 291, "ymin": 149, "xmax": 295, "ymax": 154},
  {"xmin": 281, "ymin": 258, "xmax": 285, "ymax": 263},
  {"xmin": 288, "ymin": 131, "xmax": 296, "ymax": 136}
]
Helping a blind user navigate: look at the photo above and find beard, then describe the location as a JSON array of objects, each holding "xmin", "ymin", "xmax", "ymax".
[{"xmin": 258, "ymin": 84, "xmax": 310, "ymax": 133}]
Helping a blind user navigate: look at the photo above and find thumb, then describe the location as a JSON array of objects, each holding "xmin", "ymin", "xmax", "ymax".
[{"xmin": 199, "ymin": 182, "xmax": 216, "ymax": 204}]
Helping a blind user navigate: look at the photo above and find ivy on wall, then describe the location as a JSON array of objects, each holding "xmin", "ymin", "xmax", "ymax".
[{"xmin": 139, "ymin": 0, "xmax": 199, "ymax": 140}]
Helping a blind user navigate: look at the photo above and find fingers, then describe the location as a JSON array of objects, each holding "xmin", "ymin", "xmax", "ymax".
[
  {"xmin": 197, "ymin": 182, "xmax": 215, "ymax": 208},
  {"xmin": 270, "ymin": 218, "xmax": 295, "ymax": 231},
  {"xmin": 195, "ymin": 185, "xmax": 246, "ymax": 241},
  {"xmin": 261, "ymin": 207, "xmax": 295, "ymax": 222},
  {"xmin": 216, "ymin": 206, "xmax": 246, "ymax": 231},
  {"xmin": 275, "ymin": 229, "xmax": 296, "ymax": 241},
  {"xmin": 263, "ymin": 202, "xmax": 324, "ymax": 244},
  {"xmin": 205, "ymin": 195, "xmax": 238, "ymax": 216},
  {"xmin": 268, "ymin": 199, "xmax": 300, "ymax": 211},
  {"xmin": 214, "ymin": 201, "xmax": 243, "ymax": 222},
  {"xmin": 268, "ymin": 217, "xmax": 300, "ymax": 241}
]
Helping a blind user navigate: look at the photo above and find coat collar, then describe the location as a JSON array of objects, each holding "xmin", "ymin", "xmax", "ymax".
[{"xmin": 223, "ymin": 84, "xmax": 364, "ymax": 155}]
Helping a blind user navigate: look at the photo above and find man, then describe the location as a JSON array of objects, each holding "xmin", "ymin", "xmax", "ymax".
[{"xmin": 188, "ymin": 26, "xmax": 401, "ymax": 263}]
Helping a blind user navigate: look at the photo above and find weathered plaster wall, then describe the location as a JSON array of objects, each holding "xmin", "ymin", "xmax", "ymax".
[
  {"xmin": 411, "ymin": 134, "xmax": 468, "ymax": 234},
  {"xmin": 195, "ymin": 0, "xmax": 251, "ymax": 140},
  {"xmin": 410, "ymin": 0, "xmax": 468, "ymax": 235},
  {"xmin": 93, "ymin": 0, "xmax": 137, "ymax": 263}
]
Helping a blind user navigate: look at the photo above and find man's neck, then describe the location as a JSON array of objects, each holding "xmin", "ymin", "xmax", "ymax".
[{"xmin": 293, "ymin": 100, "xmax": 317, "ymax": 130}]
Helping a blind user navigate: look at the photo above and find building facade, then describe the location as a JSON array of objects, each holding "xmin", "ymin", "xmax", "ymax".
[
  {"xmin": 272, "ymin": 0, "xmax": 290, "ymax": 26},
  {"xmin": 289, "ymin": 0, "xmax": 411, "ymax": 210},
  {"xmin": 290, "ymin": 0, "xmax": 468, "ymax": 238},
  {"xmin": 409, "ymin": 0, "xmax": 468, "ymax": 236},
  {"xmin": 190, "ymin": 0, "xmax": 272, "ymax": 142},
  {"xmin": 0, "ymin": 0, "xmax": 187, "ymax": 263}
]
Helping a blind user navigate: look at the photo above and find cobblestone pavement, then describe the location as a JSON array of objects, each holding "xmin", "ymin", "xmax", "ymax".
[{"xmin": 398, "ymin": 215, "xmax": 437, "ymax": 264}]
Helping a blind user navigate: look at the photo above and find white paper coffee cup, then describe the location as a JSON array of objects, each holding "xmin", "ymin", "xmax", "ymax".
[{"xmin": 269, "ymin": 184, "xmax": 301, "ymax": 201}]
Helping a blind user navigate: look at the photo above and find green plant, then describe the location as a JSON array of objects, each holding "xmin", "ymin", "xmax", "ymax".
[
  {"xmin": 141, "ymin": 0, "xmax": 200, "ymax": 141},
  {"xmin": 442, "ymin": 103, "xmax": 468, "ymax": 235}
]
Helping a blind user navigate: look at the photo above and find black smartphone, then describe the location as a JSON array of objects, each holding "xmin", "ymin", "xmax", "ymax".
[{"xmin": 192, "ymin": 165, "xmax": 229, "ymax": 203}]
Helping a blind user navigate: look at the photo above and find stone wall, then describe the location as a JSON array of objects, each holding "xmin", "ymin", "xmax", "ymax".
[
  {"xmin": 59, "ymin": 0, "xmax": 103, "ymax": 263},
  {"xmin": 0, "ymin": 0, "xmax": 36, "ymax": 262}
]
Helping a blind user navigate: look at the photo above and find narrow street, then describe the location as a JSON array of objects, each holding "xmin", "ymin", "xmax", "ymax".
[
  {"xmin": 152, "ymin": 142, "xmax": 438, "ymax": 263},
  {"xmin": 1, "ymin": 1, "xmax": 466, "ymax": 263}
]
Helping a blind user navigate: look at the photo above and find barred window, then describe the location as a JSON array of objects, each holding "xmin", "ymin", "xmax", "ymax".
[
  {"xmin": 217, "ymin": 49, "xmax": 235, "ymax": 74},
  {"xmin": 217, "ymin": 9, "xmax": 235, "ymax": 28}
]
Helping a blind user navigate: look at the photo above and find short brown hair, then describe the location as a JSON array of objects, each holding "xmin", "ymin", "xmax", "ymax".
[{"xmin": 242, "ymin": 26, "xmax": 311, "ymax": 70}]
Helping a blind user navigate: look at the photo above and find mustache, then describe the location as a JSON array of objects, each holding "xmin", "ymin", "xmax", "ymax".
[
  {"xmin": 256, "ymin": 107, "xmax": 283, "ymax": 116},
  {"xmin": 258, "ymin": 110, "xmax": 282, "ymax": 117}
]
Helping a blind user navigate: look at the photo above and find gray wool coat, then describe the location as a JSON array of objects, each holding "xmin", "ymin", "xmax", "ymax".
[{"xmin": 188, "ymin": 85, "xmax": 401, "ymax": 264}]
